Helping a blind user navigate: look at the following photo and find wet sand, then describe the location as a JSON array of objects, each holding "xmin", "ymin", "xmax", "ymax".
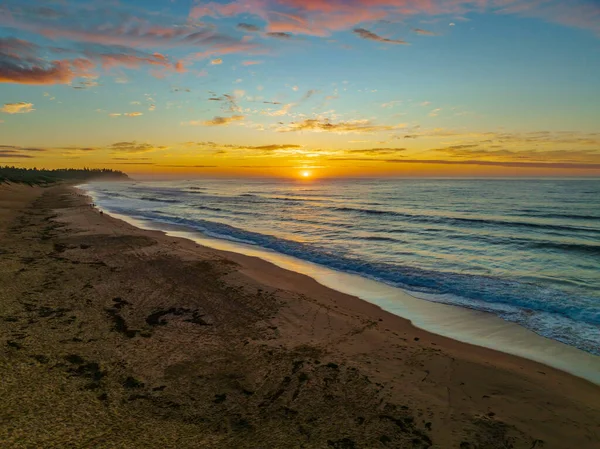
[{"xmin": 1, "ymin": 183, "xmax": 599, "ymax": 448}]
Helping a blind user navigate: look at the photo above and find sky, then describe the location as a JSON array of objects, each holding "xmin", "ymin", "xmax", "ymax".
[{"xmin": 1, "ymin": 0, "xmax": 599, "ymax": 178}]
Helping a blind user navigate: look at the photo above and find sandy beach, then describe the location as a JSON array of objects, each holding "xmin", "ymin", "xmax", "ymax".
[{"xmin": 1, "ymin": 182, "xmax": 599, "ymax": 448}]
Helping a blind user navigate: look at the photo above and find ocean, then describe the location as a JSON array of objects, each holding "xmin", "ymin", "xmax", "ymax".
[{"xmin": 84, "ymin": 178, "xmax": 600, "ymax": 355}]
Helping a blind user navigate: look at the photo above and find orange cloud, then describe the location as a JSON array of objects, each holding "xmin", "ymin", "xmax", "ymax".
[
  {"xmin": 1, "ymin": 102, "xmax": 35, "ymax": 114},
  {"xmin": 382, "ymin": 159, "xmax": 600, "ymax": 169},
  {"xmin": 110, "ymin": 142, "xmax": 165, "ymax": 153},
  {"xmin": 185, "ymin": 115, "xmax": 246, "ymax": 126},
  {"xmin": 0, "ymin": 53, "xmax": 89, "ymax": 85},
  {"xmin": 237, "ymin": 23, "xmax": 262, "ymax": 32},
  {"xmin": 353, "ymin": 28, "xmax": 409, "ymax": 44},
  {"xmin": 413, "ymin": 28, "xmax": 437, "ymax": 36},
  {"xmin": 98, "ymin": 53, "xmax": 173, "ymax": 70},
  {"xmin": 280, "ymin": 118, "xmax": 406, "ymax": 134}
]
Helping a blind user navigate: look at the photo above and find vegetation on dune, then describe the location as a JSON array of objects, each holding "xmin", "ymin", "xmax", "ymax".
[{"xmin": 0, "ymin": 166, "xmax": 129, "ymax": 186}]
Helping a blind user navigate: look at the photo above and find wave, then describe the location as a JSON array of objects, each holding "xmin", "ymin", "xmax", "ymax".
[
  {"xmin": 527, "ymin": 240, "xmax": 600, "ymax": 256},
  {"xmin": 332, "ymin": 206, "xmax": 600, "ymax": 234},
  {"xmin": 515, "ymin": 209, "xmax": 600, "ymax": 221},
  {"xmin": 140, "ymin": 196, "xmax": 182, "ymax": 204},
  {"xmin": 440, "ymin": 230, "xmax": 600, "ymax": 256},
  {"xmin": 194, "ymin": 205, "xmax": 224, "ymax": 212},
  {"xmin": 361, "ymin": 235, "xmax": 404, "ymax": 243}
]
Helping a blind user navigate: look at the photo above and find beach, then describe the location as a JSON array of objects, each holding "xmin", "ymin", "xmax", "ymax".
[{"xmin": 1, "ymin": 182, "xmax": 599, "ymax": 448}]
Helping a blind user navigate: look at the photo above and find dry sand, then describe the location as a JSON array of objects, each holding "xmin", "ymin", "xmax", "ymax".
[{"xmin": 1, "ymin": 183, "xmax": 599, "ymax": 448}]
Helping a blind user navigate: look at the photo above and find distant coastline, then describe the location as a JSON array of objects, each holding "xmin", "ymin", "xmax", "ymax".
[{"xmin": 0, "ymin": 166, "xmax": 129, "ymax": 186}]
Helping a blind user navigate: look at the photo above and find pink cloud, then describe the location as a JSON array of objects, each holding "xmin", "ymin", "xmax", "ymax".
[
  {"xmin": 98, "ymin": 53, "xmax": 172, "ymax": 69},
  {"xmin": 0, "ymin": 61, "xmax": 84, "ymax": 85},
  {"xmin": 192, "ymin": 41, "xmax": 265, "ymax": 60},
  {"xmin": 190, "ymin": 0, "xmax": 600, "ymax": 36},
  {"xmin": 0, "ymin": 37, "xmax": 94, "ymax": 85},
  {"xmin": 0, "ymin": 5, "xmax": 268, "ymax": 67}
]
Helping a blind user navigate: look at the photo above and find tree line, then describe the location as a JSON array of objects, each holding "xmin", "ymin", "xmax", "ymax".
[{"xmin": 0, "ymin": 166, "xmax": 130, "ymax": 186}]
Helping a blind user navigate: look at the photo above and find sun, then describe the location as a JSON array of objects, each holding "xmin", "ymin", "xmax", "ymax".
[{"xmin": 300, "ymin": 170, "xmax": 312, "ymax": 178}]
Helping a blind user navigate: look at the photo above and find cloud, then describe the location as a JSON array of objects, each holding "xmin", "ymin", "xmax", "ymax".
[
  {"xmin": 0, "ymin": 37, "xmax": 183, "ymax": 85},
  {"xmin": 345, "ymin": 147, "xmax": 407, "ymax": 155},
  {"xmin": 0, "ymin": 151, "xmax": 34, "ymax": 158},
  {"xmin": 208, "ymin": 93, "xmax": 243, "ymax": 113},
  {"xmin": 433, "ymin": 144, "xmax": 600, "ymax": 164},
  {"xmin": 244, "ymin": 144, "xmax": 301, "ymax": 151},
  {"xmin": 381, "ymin": 159, "xmax": 600, "ymax": 169},
  {"xmin": 111, "ymin": 162, "xmax": 156, "ymax": 165},
  {"xmin": 191, "ymin": 0, "xmax": 600, "ymax": 37},
  {"xmin": 280, "ymin": 118, "xmax": 406, "ymax": 134},
  {"xmin": 108, "ymin": 111, "xmax": 143, "ymax": 117},
  {"xmin": 186, "ymin": 115, "xmax": 246, "ymax": 126},
  {"xmin": 242, "ymin": 60, "xmax": 263, "ymax": 66},
  {"xmin": 178, "ymin": 141, "xmax": 302, "ymax": 154},
  {"xmin": 0, "ymin": 4, "xmax": 266, "ymax": 84},
  {"xmin": 266, "ymin": 32, "xmax": 293, "ymax": 39},
  {"xmin": 0, "ymin": 144, "xmax": 48, "ymax": 158},
  {"xmin": 3, "ymin": 6, "xmax": 257, "ymax": 51},
  {"xmin": 429, "ymin": 108, "xmax": 442, "ymax": 117},
  {"xmin": 60, "ymin": 146, "xmax": 98, "ymax": 152},
  {"xmin": 303, "ymin": 89, "xmax": 319, "ymax": 100},
  {"xmin": 382, "ymin": 100, "xmax": 401, "ymax": 108},
  {"xmin": 110, "ymin": 141, "xmax": 166, "ymax": 153},
  {"xmin": 0, "ymin": 38, "xmax": 91, "ymax": 85},
  {"xmin": 413, "ymin": 28, "xmax": 437, "ymax": 36},
  {"xmin": 237, "ymin": 23, "xmax": 262, "ymax": 32},
  {"xmin": 157, "ymin": 165, "xmax": 218, "ymax": 168},
  {"xmin": 1, "ymin": 102, "xmax": 35, "ymax": 114},
  {"xmin": 211, "ymin": 58, "xmax": 223, "ymax": 65},
  {"xmin": 265, "ymin": 103, "xmax": 294, "ymax": 116},
  {"xmin": 353, "ymin": 28, "xmax": 409, "ymax": 45},
  {"xmin": 95, "ymin": 51, "xmax": 177, "ymax": 71},
  {"xmin": 0, "ymin": 144, "xmax": 46, "ymax": 152},
  {"xmin": 0, "ymin": 58, "xmax": 83, "ymax": 85}
]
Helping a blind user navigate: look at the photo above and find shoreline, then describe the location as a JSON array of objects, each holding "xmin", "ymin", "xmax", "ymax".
[
  {"xmin": 2, "ymin": 182, "xmax": 599, "ymax": 448},
  {"xmin": 81, "ymin": 184, "xmax": 600, "ymax": 386}
]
